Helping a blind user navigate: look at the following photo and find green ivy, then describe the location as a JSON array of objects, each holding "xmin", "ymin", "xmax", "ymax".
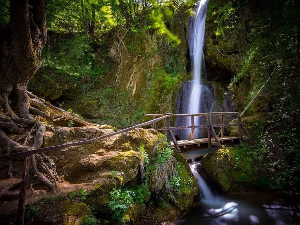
[
  {"xmin": 67, "ymin": 189, "xmax": 89, "ymax": 201},
  {"xmin": 80, "ymin": 214, "xmax": 100, "ymax": 225}
]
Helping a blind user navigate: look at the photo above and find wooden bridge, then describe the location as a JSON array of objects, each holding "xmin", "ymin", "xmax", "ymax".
[
  {"xmin": 0, "ymin": 112, "xmax": 249, "ymax": 161},
  {"xmin": 145, "ymin": 112, "xmax": 250, "ymax": 151}
]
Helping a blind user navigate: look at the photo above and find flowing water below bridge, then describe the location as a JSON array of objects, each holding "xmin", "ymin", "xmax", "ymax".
[{"xmin": 175, "ymin": 151, "xmax": 300, "ymax": 225}]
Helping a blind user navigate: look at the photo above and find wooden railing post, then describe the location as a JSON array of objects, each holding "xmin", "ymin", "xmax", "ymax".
[
  {"xmin": 152, "ymin": 116, "xmax": 157, "ymax": 129},
  {"xmin": 221, "ymin": 114, "xmax": 224, "ymax": 137},
  {"xmin": 238, "ymin": 116, "xmax": 242, "ymax": 142},
  {"xmin": 16, "ymin": 156, "xmax": 30, "ymax": 225},
  {"xmin": 188, "ymin": 115, "xmax": 195, "ymax": 141},
  {"xmin": 209, "ymin": 113, "xmax": 221, "ymax": 147},
  {"xmin": 166, "ymin": 115, "xmax": 171, "ymax": 140},
  {"xmin": 165, "ymin": 113, "xmax": 180, "ymax": 151},
  {"xmin": 207, "ymin": 114, "xmax": 211, "ymax": 148}
]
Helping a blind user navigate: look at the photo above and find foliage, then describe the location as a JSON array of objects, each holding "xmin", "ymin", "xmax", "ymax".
[
  {"xmin": 25, "ymin": 205, "xmax": 40, "ymax": 219},
  {"xmin": 80, "ymin": 214, "xmax": 100, "ymax": 225},
  {"xmin": 67, "ymin": 189, "xmax": 89, "ymax": 201},
  {"xmin": 139, "ymin": 145, "xmax": 149, "ymax": 166},
  {"xmin": 45, "ymin": 0, "xmax": 192, "ymax": 44},
  {"xmin": 149, "ymin": 2, "xmax": 181, "ymax": 45},
  {"xmin": 0, "ymin": 0, "xmax": 9, "ymax": 28},
  {"xmin": 43, "ymin": 34, "xmax": 113, "ymax": 79},
  {"xmin": 168, "ymin": 162, "xmax": 194, "ymax": 209},
  {"xmin": 67, "ymin": 120, "xmax": 74, "ymax": 127},
  {"xmin": 169, "ymin": 162, "xmax": 193, "ymax": 191},
  {"xmin": 145, "ymin": 68, "xmax": 181, "ymax": 113},
  {"xmin": 206, "ymin": 0, "xmax": 300, "ymax": 195},
  {"xmin": 157, "ymin": 143, "xmax": 174, "ymax": 164},
  {"xmin": 132, "ymin": 184, "xmax": 151, "ymax": 205},
  {"xmin": 108, "ymin": 188, "xmax": 134, "ymax": 222}
]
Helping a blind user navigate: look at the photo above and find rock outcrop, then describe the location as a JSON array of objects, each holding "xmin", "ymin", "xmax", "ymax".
[
  {"xmin": 28, "ymin": 125, "xmax": 199, "ymax": 223},
  {"xmin": 202, "ymin": 147, "xmax": 258, "ymax": 193}
]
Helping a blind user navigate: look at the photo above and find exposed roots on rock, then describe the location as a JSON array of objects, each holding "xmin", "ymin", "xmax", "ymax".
[
  {"xmin": 0, "ymin": 180, "xmax": 22, "ymax": 199},
  {"xmin": 0, "ymin": 91, "xmax": 62, "ymax": 198},
  {"xmin": 0, "ymin": 87, "xmax": 93, "ymax": 198}
]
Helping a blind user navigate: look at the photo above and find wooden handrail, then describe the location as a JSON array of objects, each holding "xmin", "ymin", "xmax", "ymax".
[
  {"xmin": 0, "ymin": 115, "xmax": 170, "ymax": 161},
  {"xmin": 0, "ymin": 112, "xmax": 250, "ymax": 161},
  {"xmin": 144, "ymin": 112, "xmax": 250, "ymax": 148},
  {"xmin": 145, "ymin": 112, "xmax": 239, "ymax": 117}
]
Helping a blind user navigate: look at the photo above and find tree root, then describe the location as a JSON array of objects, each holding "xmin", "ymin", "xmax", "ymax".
[
  {"xmin": 31, "ymin": 155, "xmax": 57, "ymax": 193},
  {"xmin": 0, "ymin": 180, "xmax": 22, "ymax": 199},
  {"xmin": 0, "ymin": 130, "xmax": 30, "ymax": 153},
  {"xmin": 0, "ymin": 116, "xmax": 58, "ymax": 195},
  {"xmin": 0, "ymin": 121, "xmax": 22, "ymax": 134},
  {"xmin": 28, "ymin": 91, "xmax": 89, "ymax": 127},
  {"xmin": 28, "ymin": 91, "xmax": 65, "ymax": 114},
  {"xmin": 0, "ymin": 88, "xmax": 92, "ymax": 198},
  {"xmin": 29, "ymin": 106, "xmax": 53, "ymax": 121}
]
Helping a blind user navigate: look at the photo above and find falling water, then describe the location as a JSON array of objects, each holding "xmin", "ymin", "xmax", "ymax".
[
  {"xmin": 185, "ymin": 0, "xmax": 209, "ymax": 138},
  {"xmin": 190, "ymin": 163, "xmax": 214, "ymax": 201}
]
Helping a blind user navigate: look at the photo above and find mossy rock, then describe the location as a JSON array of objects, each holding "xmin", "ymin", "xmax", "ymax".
[
  {"xmin": 44, "ymin": 126, "xmax": 114, "ymax": 182},
  {"xmin": 83, "ymin": 151, "xmax": 140, "ymax": 212},
  {"xmin": 63, "ymin": 200, "xmax": 92, "ymax": 224},
  {"xmin": 102, "ymin": 150, "xmax": 140, "ymax": 184},
  {"xmin": 202, "ymin": 148, "xmax": 233, "ymax": 192},
  {"xmin": 113, "ymin": 129, "xmax": 160, "ymax": 152},
  {"xmin": 202, "ymin": 147, "xmax": 257, "ymax": 192},
  {"xmin": 122, "ymin": 203, "xmax": 146, "ymax": 224},
  {"xmin": 25, "ymin": 197, "xmax": 91, "ymax": 225},
  {"xmin": 85, "ymin": 177, "xmax": 121, "ymax": 212},
  {"xmin": 153, "ymin": 206, "xmax": 179, "ymax": 223}
]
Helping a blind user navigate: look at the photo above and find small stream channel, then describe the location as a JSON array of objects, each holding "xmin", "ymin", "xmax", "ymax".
[{"xmin": 175, "ymin": 149, "xmax": 300, "ymax": 225}]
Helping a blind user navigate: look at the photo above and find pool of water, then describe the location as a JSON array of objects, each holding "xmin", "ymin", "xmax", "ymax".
[{"xmin": 175, "ymin": 193, "xmax": 300, "ymax": 225}]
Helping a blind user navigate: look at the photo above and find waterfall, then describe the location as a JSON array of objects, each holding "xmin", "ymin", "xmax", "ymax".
[
  {"xmin": 190, "ymin": 163, "xmax": 214, "ymax": 201},
  {"xmin": 185, "ymin": 0, "xmax": 210, "ymax": 138}
]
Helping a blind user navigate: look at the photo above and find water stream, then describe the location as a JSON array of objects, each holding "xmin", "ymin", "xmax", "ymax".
[
  {"xmin": 176, "ymin": 154, "xmax": 300, "ymax": 224},
  {"xmin": 174, "ymin": 159, "xmax": 300, "ymax": 225},
  {"xmin": 190, "ymin": 163, "xmax": 214, "ymax": 201}
]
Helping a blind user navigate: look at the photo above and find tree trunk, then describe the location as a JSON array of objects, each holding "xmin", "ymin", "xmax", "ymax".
[
  {"xmin": 0, "ymin": 0, "xmax": 46, "ymax": 118},
  {"xmin": 0, "ymin": 2, "xmax": 47, "ymax": 224}
]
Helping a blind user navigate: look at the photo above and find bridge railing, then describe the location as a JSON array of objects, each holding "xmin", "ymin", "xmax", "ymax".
[
  {"xmin": 0, "ymin": 115, "xmax": 170, "ymax": 161},
  {"xmin": 145, "ymin": 112, "xmax": 250, "ymax": 149}
]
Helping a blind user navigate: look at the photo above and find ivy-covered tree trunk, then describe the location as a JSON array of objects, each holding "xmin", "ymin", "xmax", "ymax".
[
  {"xmin": 0, "ymin": 0, "xmax": 46, "ymax": 119},
  {"xmin": 0, "ymin": 0, "xmax": 59, "ymax": 211}
]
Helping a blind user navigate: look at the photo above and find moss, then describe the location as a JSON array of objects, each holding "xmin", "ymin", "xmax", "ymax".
[
  {"xmin": 202, "ymin": 147, "xmax": 234, "ymax": 192},
  {"xmin": 64, "ymin": 200, "xmax": 91, "ymax": 216},
  {"xmin": 145, "ymin": 68, "xmax": 182, "ymax": 114},
  {"xmin": 63, "ymin": 200, "xmax": 92, "ymax": 225},
  {"xmin": 106, "ymin": 151, "xmax": 139, "ymax": 176},
  {"xmin": 122, "ymin": 204, "xmax": 146, "ymax": 224},
  {"xmin": 153, "ymin": 206, "xmax": 179, "ymax": 223},
  {"xmin": 202, "ymin": 146, "xmax": 259, "ymax": 192},
  {"xmin": 168, "ymin": 161, "xmax": 198, "ymax": 210}
]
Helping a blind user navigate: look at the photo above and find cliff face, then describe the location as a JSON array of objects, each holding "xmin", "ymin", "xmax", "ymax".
[{"xmin": 29, "ymin": 6, "xmax": 193, "ymax": 128}]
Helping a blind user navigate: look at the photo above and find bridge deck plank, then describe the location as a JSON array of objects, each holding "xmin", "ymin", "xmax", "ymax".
[{"xmin": 170, "ymin": 136, "xmax": 240, "ymax": 148}]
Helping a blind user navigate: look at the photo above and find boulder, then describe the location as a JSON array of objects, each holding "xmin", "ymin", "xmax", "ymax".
[{"xmin": 202, "ymin": 147, "xmax": 257, "ymax": 192}]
